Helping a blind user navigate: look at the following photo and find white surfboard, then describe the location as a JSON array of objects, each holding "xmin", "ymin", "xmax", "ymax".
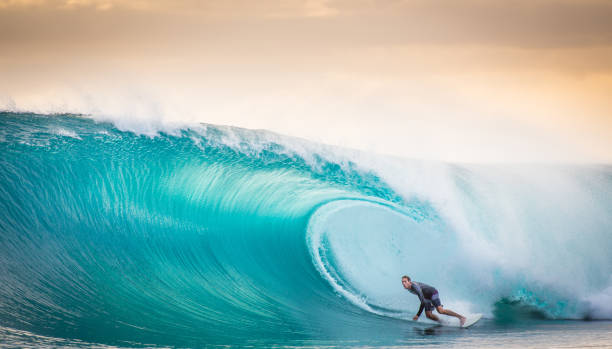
[{"xmin": 461, "ymin": 313, "xmax": 482, "ymax": 328}]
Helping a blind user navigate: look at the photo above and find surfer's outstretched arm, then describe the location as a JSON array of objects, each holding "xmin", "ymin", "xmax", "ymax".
[
  {"xmin": 413, "ymin": 303, "xmax": 425, "ymax": 321},
  {"xmin": 411, "ymin": 283, "xmax": 426, "ymax": 320}
]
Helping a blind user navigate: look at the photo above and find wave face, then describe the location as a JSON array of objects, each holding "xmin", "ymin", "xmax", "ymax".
[{"xmin": 1, "ymin": 112, "xmax": 611, "ymax": 346}]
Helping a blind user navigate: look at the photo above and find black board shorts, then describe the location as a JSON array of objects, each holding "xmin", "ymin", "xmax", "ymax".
[{"xmin": 424, "ymin": 292, "xmax": 442, "ymax": 311}]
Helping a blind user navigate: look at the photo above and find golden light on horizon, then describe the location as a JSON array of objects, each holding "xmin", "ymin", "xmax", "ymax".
[{"xmin": 1, "ymin": 0, "xmax": 611, "ymax": 163}]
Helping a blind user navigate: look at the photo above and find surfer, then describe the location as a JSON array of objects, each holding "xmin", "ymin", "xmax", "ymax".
[{"xmin": 402, "ymin": 275, "xmax": 466, "ymax": 326}]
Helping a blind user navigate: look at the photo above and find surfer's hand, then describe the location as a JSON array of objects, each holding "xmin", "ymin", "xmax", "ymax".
[{"xmin": 413, "ymin": 315, "xmax": 419, "ymax": 321}]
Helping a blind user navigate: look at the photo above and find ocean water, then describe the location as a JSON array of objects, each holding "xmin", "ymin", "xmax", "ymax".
[{"xmin": 1, "ymin": 112, "xmax": 611, "ymax": 348}]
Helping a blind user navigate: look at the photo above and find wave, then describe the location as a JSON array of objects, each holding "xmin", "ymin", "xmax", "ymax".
[{"xmin": 1, "ymin": 112, "xmax": 611, "ymax": 346}]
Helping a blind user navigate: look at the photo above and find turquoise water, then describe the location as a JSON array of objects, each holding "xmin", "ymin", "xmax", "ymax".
[
  {"xmin": 2, "ymin": 321, "xmax": 612, "ymax": 348},
  {"xmin": 1, "ymin": 112, "xmax": 611, "ymax": 348}
]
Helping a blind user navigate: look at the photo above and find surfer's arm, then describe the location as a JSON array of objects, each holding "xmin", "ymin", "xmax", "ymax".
[
  {"xmin": 412, "ymin": 284, "xmax": 426, "ymax": 304},
  {"xmin": 412, "ymin": 283, "xmax": 426, "ymax": 318},
  {"xmin": 416, "ymin": 303, "xmax": 425, "ymax": 317}
]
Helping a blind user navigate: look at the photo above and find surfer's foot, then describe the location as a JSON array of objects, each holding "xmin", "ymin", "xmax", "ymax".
[{"xmin": 459, "ymin": 317, "xmax": 466, "ymax": 327}]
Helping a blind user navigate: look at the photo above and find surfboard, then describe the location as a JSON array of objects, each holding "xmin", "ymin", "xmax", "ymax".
[{"xmin": 461, "ymin": 313, "xmax": 482, "ymax": 328}]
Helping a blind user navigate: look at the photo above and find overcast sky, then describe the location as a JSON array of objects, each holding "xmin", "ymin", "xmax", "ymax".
[{"xmin": 1, "ymin": 0, "xmax": 611, "ymax": 163}]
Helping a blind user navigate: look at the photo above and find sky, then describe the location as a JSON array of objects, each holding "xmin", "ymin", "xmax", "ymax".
[{"xmin": 1, "ymin": 0, "xmax": 611, "ymax": 163}]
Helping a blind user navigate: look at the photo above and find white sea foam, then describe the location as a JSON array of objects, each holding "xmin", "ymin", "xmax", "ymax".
[
  {"xmin": 53, "ymin": 127, "xmax": 82, "ymax": 140},
  {"xmin": 586, "ymin": 280, "xmax": 612, "ymax": 319}
]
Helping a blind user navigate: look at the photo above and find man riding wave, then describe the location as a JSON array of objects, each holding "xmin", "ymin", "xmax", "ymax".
[{"xmin": 402, "ymin": 275, "xmax": 466, "ymax": 326}]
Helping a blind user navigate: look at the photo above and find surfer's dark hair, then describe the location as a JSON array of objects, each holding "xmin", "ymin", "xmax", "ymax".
[{"xmin": 402, "ymin": 275, "xmax": 411, "ymax": 281}]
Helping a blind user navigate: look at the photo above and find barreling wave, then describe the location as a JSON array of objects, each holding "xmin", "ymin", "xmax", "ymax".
[{"xmin": 1, "ymin": 112, "xmax": 611, "ymax": 346}]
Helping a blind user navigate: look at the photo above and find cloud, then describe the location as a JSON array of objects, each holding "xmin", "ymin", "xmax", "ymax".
[
  {"xmin": 0, "ymin": 0, "xmax": 339, "ymax": 16},
  {"xmin": 2, "ymin": 0, "xmax": 612, "ymax": 48},
  {"xmin": 0, "ymin": 0, "xmax": 45, "ymax": 8},
  {"xmin": 62, "ymin": 0, "xmax": 115, "ymax": 11}
]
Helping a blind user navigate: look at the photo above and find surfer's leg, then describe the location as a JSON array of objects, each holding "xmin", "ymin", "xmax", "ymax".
[
  {"xmin": 425, "ymin": 310, "xmax": 439, "ymax": 322},
  {"xmin": 424, "ymin": 301, "xmax": 439, "ymax": 322},
  {"xmin": 432, "ymin": 293, "xmax": 466, "ymax": 325},
  {"xmin": 436, "ymin": 306, "xmax": 466, "ymax": 326}
]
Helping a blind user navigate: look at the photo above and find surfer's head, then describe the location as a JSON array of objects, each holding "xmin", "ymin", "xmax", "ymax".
[{"xmin": 401, "ymin": 275, "xmax": 412, "ymax": 289}]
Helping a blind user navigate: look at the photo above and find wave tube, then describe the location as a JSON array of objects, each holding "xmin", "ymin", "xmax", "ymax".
[{"xmin": 307, "ymin": 164, "xmax": 612, "ymax": 323}]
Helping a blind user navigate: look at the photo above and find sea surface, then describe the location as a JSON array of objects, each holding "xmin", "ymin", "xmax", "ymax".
[{"xmin": 1, "ymin": 112, "xmax": 611, "ymax": 348}]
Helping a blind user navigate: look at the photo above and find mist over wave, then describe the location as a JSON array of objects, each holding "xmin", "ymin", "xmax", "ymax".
[{"xmin": 1, "ymin": 112, "xmax": 611, "ymax": 346}]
